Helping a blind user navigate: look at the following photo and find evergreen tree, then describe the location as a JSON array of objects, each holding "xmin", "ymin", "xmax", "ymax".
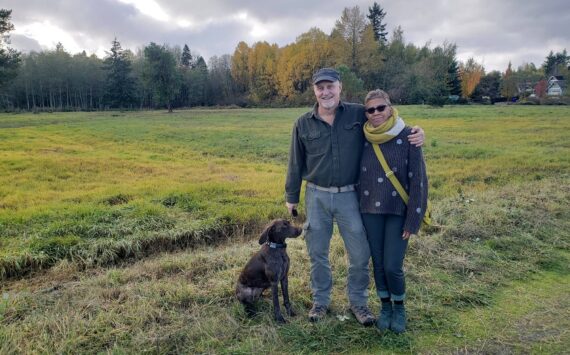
[
  {"xmin": 103, "ymin": 38, "xmax": 136, "ymax": 108},
  {"xmin": 472, "ymin": 71, "xmax": 501, "ymax": 101},
  {"xmin": 0, "ymin": 9, "xmax": 21, "ymax": 92},
  {"xmin": 181, "ymin": 44, "xmax": 193, "ymax": 68},
  {"xmin": 188, "ymin": 56, "xmax": 209, "ymax": 106},
  {"xmin": 448, "ymin": 58, "xmax": 462, "ymax": 96},
  {"xmin": 367, "ymin": 2, "xmax": 388, "ymax": 44},
  {"xmin": 542, "ymin": 49, "xmax": 569, "ymax": 76},
  {"xmin": 543, "ymin": 51, "xmax": 557, "ymax": 77},
  {"xmin": 178, "ymin": 44, "xmax": 193, "ymax": 106}
]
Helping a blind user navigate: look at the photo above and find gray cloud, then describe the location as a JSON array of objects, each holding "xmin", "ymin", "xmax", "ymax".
[
  {"xmin": 3, "ymin": 0, "xmax": 569, "ymax": 71},
  {"xmin": 9, "ymin": 34, "xmax": 42, "ymax": 52}
]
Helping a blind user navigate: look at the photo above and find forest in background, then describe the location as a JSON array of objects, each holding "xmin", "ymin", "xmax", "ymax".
[{"xmin": 0, "ymin": 5, "xmax": 569, "ymax": 111}]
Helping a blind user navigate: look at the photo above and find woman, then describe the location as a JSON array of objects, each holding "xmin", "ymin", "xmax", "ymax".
[{"xmin": 358, "ymin": 89, "xmax": 428, "ymax": 333}]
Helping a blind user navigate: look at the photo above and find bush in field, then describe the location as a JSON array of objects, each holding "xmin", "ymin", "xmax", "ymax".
[{"xmin": 541, "ymin": 96, "xmax": 569, "ymax": 105}]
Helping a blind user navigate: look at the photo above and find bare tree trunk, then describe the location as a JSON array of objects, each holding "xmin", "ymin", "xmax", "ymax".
[
  {"xmin": 25, "ymin": 82, "xmax": 30, "ymax": 111},
  {"xmin": 39, "ymin": 81, "xmax": 44, "ymax": 109},
  {"xmin": 31, "ymin": 81, "xmax": 36, "ymax": 109}
]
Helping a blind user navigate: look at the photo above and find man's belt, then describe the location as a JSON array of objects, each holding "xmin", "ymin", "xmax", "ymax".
[{"xmin": 307, "ymin": 182, "xmax": 356, "ymax": 193}]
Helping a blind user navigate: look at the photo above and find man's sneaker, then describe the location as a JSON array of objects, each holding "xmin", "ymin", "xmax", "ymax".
[
  {"xmin": 350, "ymin": 304, "xmax": 375, "ymax": 326},
  {"xmin": 308, "ymin": 303, "xmax": 328, "ymax": 322}
]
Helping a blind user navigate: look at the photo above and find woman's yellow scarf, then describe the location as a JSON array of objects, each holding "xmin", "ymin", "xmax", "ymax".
[{"xmin": 363, "ymin": 107, "xmax": 405, "ymax": 144}]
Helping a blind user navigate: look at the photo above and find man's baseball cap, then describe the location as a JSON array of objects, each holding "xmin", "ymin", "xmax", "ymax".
[{"xmin": 312, "ymin": 68, "xmax": 340, "ymax": 84}]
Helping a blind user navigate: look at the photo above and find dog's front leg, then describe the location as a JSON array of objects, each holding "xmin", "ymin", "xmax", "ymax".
[
  {"xmin": 271, "ymin": 282, "xmax": 286, "ymax": 323},
  {"xmin": 281, "ymin": 276, "xmax": 296, "ymax": 317}
]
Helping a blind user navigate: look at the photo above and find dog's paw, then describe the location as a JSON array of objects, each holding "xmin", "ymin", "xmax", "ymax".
[{"xmin": 275, "ymin": 314, "xmax": 287, "ymax": 324}]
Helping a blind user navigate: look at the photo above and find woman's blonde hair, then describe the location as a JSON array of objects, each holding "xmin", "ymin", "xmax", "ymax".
[{"xmin": 365, "ymin": 89, "xmax": 392, "ymax": 106}]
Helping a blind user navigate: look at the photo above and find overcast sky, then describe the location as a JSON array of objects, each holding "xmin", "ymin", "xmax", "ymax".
[{"xmin": 4, "ymin": 0, "xmax": 569, "ymax": 72}]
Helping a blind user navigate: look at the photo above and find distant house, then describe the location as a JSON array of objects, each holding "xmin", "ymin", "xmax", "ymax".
[
  {"xmin": 517, "ymin": 81, "xmax": 534, "ymax": 97},
  {"xmin": 547, "ymin": 76, "xmax": 566, "ymax": 96}
]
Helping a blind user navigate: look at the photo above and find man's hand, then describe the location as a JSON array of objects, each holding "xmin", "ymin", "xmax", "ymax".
[
  {"xmin": 286, "ymin": 202, "xmax": 298, "ymax": 216},
  {"xmin": 408, "ymin": 126, "xmax": 425, "ymax": 147}
]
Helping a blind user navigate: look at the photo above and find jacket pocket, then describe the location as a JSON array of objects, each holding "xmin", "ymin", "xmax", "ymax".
[
  {"xmin": 344, "ymin": 121, "xmax": 362, "ymax": 130},
  {"xmin": 301, "ymin": 131, "xmax": 327, "ymax": 156}
]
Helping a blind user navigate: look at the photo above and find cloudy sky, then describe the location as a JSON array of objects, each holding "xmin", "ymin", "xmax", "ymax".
[{"xmin": 3, "ymin": 0, "xmax": 569, "ymax": 72}]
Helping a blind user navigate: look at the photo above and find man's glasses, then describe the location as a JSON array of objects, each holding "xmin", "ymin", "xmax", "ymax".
[{"xmin": 365, "ymin": 105, "xmax": 388, "ymax": 114}]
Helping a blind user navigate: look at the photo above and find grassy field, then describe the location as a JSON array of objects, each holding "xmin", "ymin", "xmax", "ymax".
[{"xmin": 1, "ymin": 106, "xmax": 569, "ymax": 353}]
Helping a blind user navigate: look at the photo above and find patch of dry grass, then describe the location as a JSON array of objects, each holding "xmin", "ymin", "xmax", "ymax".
[{"xmin": 1, "ymin": 177, "xmax": 568, "ymax": 353}]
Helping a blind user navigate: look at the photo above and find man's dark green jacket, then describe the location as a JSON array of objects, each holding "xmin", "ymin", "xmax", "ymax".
[{"xmin": 285, "ymin": 101, "xmax": 366, "ymax": 204}]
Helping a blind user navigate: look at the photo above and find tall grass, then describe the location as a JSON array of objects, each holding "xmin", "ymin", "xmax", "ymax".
[
  {"xmin": 1, "ymin": 106, "xmax": 569, "ymax": 279},
  {"xmin": 1, "ymin": 179, "xmax": 568, "ymax": 353},
  {"xmin": 1, "ymin": 106, "xmax": 569, "ymax": 353}
]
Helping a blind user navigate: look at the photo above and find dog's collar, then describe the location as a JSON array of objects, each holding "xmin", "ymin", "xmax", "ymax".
[{"xmin": 267, "ymin": 242, "xmax": 287, "ymax": 249}]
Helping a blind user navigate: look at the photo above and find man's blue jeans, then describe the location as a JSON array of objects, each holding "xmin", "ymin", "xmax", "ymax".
[{"xmin": 303, "ymin": 185, "xmax": 370, "ymax": 307}]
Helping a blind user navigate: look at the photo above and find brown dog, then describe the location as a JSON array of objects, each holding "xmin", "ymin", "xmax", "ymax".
[{"xmin": 236, "ymin": 219, "xmax": 302, "ymax": 323}]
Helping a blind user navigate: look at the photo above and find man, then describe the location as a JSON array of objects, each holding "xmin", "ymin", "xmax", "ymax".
[{"xmin": 285, "ymin": 68, "xmax": 424, "ymax": 325}]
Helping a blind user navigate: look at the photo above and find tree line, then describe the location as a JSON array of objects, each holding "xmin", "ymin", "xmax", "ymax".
[{"xmin": 1, "ymin": 5, "xmax": 568, "ymax": 111}]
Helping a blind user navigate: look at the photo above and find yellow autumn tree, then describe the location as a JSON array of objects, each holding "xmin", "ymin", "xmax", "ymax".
[
  {"xmin": 247, "ymin": 41, "xmax": 279, "ymax": 103},
  {"xmin": 276, "ymin": 28, "xmax": 333, "ymax": 99},
  {"xmin": 357, "ymin": 24, "xmax": 384, "ymax": 82},
  {"xmin": 500, "ymin": 62, "xmax": 517, "ymax": 99},
  {"xmin": 459, "ymin": 57, "xmax": 484, "ymax": 99},
  {"xmin": 231, "ymin": 41, "xmax": 250, "ymax": 93},
  {"xmin": 332, "ymin": 6, "xmax": 367, "ymax": 72}
]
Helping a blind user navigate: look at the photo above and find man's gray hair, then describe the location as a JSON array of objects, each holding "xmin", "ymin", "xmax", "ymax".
[{"xmin": 365, "ymin": 89, "xmax": 392, "ymax": 106}]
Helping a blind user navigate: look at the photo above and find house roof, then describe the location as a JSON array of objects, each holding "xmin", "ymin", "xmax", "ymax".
[
  {"xmin": 549, "ymin": 75, "xmax": 565, "ymax": 82},
  {"xmin": 548, "ymin": 80, "xmax": 567, "ymax": 90}
]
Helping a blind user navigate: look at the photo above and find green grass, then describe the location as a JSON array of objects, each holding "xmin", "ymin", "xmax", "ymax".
[
  {"xmin": 0, "ymin": 108, "xmax": 304, "ymax": 277},
  {"xmin": 0, "ymin": 181, "xmax": 568, "ymax": 352},
  {"xmin": 0, "ymin": 105, "xmax": 569, "ymax": 352},
  {"xmin": 1, "ymin": 105, "xmax": 568, "ymax": 279}
]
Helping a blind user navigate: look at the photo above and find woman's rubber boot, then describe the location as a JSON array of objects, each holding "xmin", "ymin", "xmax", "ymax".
[
  {"xmin": 391, "ymin": 303, "xmax": 406, "ymax": 333},
  {"xmin": 376, "ymin": 301, "xmax": 392, "ymax": 331}
]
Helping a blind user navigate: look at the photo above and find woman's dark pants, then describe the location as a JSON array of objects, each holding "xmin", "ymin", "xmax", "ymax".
[{"xmin": 361, "ymin": 213, "xmax": 408, "ymax": 301}]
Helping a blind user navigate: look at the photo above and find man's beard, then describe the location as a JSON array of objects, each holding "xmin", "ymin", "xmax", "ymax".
[{"xmin": 319, "ymin": 97, "xmax": 337, "ymax": 109}]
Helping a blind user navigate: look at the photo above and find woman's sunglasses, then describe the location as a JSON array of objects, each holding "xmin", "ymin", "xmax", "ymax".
[{"xmin": 365, "ymin": 105, "xmax": 388, "ymax": 114}]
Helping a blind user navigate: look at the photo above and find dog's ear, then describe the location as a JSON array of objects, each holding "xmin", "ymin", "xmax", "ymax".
[{"xmin": 258, "ymin": 222, "xmax": 275, "ymax": 245}]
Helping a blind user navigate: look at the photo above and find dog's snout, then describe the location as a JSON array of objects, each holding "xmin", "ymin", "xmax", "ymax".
[{"xmin": 290, "ymin": 226, "xmax": 303, "ymax": 238}]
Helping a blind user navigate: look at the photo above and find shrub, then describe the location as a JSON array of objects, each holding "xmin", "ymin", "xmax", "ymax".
[
  {"xmin": 541, "ymin": 96, "xmax": 569, "ymax": 105},
  {"xmin": 428, "ymin": 96, "xmax": 448, "ymax": 107}
]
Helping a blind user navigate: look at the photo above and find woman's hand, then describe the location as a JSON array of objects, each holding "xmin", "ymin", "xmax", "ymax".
[
  {"xmin": 408, "ymin": 126, "xmax": 425, "ymax": 147},
  {"xmin": 402, "ymin": 230, "xmax": 413, "ymax": 240}
]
